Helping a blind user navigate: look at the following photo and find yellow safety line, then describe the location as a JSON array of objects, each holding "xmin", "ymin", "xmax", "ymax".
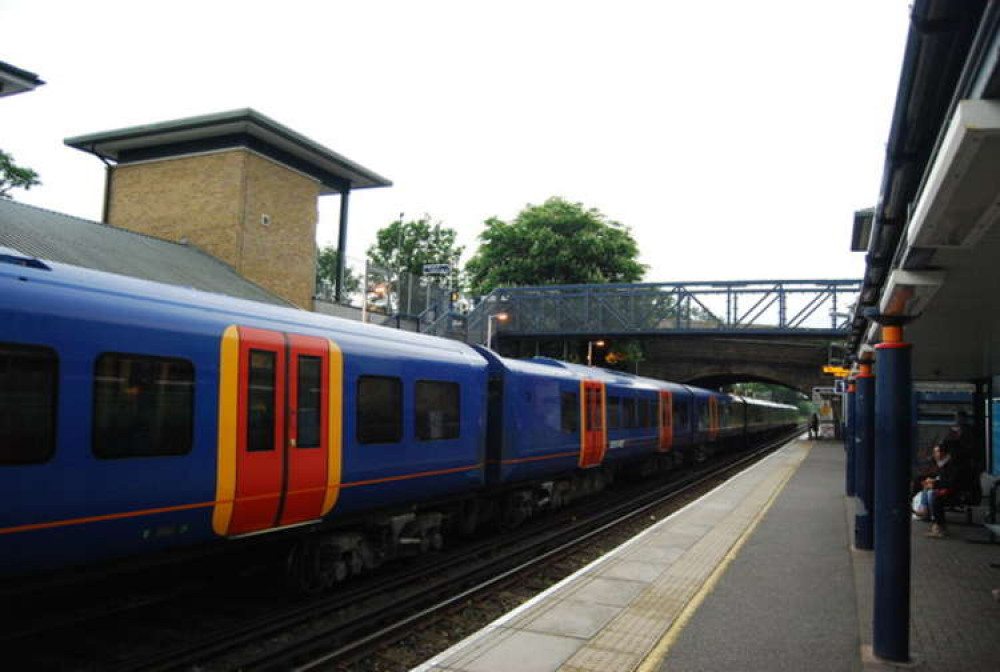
[{"xmin": 637, "ymin": 442, "xmax": 811, "ymax": 672}]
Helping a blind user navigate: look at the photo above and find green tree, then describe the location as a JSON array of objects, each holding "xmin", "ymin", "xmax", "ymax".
[
  {"xmin": 315, "ymin": 245, "xmax": 362, "ymax": 298},
  {"xmin": 367, "ymin": 216, "xmax": 464, "ymax": 286},
  {"xmin": 0, "ymin": 149, "xmax": 40, "ymax": 199},
  {"xmin": 466, "ymin": 197, "xmax": 646, "ymax": 295}
]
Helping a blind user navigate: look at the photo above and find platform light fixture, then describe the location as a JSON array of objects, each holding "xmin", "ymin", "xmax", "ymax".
[
  {"xmin": 587, "ymin": 339, "xmax": 606, "ymax": 366},
  {"xmin": 486, "ymin": 312, "xmax": 509, "ymax": 351},
  {"xmin": 907, "ymin": 100, "xmax": 1000, "ymax": 250}
]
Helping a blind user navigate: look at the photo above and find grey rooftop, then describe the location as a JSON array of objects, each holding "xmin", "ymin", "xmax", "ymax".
[
  {"xmin": 0, "ymin": 59, "xmax": 44, "ymax": 98},
  {"xmin": 0, "ymin": 199, "xmax": 290, "ymax": 307},
  {"xmin": 64, "ymin": 108, "xmax": 392, "ymax": 194}
]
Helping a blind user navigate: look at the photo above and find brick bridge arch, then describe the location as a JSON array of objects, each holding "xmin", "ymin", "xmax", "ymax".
[
  {"xmin": 634, "ymin": 337, "xmax": 832, "ymax": 394},
  {"xmin": 502, "ymin": 335, "xmax": 834, "ymax": 394}
]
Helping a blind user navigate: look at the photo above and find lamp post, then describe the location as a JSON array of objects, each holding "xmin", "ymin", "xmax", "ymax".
[
  {"xmin": 486, "ymin": 312, "xmax": 509, "ymax": 351},
  {"xmin": 587, "ymin": 339, "xmax": 606, "ymax": 366},
  {"xmin": 361, "ymin": 260, "xmax": 369, "ymax": 324}
]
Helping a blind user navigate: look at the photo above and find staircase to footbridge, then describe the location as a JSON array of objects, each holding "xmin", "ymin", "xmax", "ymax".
[{"xmin": 422, "ymin": 279, "xmax": 860, "ymax": 393}]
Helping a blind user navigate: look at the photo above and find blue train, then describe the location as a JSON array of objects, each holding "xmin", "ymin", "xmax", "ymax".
[{"xmin": 0, "ymin": 248, "xmax": 800, "ymax": 591}]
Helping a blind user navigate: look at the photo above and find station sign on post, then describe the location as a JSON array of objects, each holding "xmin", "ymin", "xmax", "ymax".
[{"xmin": 422, "ymin": 263, "xmax": 451, "ymax": 276}]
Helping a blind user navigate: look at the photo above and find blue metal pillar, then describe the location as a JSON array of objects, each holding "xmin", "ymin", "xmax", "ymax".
[
  {"xmin": 855, "ymin": 360, "xmax": 875, "ymax": 551},
  {"xmin": 845, "ymin": 381, "xmax": 856, "ymax": 497},
  {"xmin": 873, "ymin": 324, "xmax": 912, "ymax": 662}
]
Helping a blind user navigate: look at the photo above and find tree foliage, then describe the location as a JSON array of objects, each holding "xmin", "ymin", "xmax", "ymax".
[
  {"xmin": 0, "ymin": 149, "xmax": 40, "ymax": 199},
  {"xmin": 367, "ymin": 216, "xmax": 464, "ymax": 285},
  {"xmin": 465, "ymin": 197, "xmax": 645, "ymax": 296},
  {"xmin": 315, "ymin": 245, "xmax": 362, "ymax": 297}
]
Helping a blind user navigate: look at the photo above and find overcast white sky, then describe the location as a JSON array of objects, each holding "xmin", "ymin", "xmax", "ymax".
[{"xmin": 0, "ymin": 0, "xmax": 909, "ymax": 283}]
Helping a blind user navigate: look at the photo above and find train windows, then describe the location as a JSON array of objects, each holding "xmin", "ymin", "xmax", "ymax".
[
  {"xmin": 675, "ymin": 400, "xmax": 689, "ymax": 429},
  {"xmin": 560, "ymin": 391, "xmax": 579, "ymax": 433},
  {"xmin": 0, "ymin": 343, "xmax": 58, "ymax": 465},
  {"xmin": 416, "ymin": 381, "xmax": 460, "ymax": 441},
  {"xmin": 638, "ymin": 398, "xmax": 652, "ymax": 428},
  {"xmin": 358, "ymin": 376, "xmax": 402, "ymax": 444},
  {"xmin": 246, "ymin": 350, "xmax": 277, "ymax": 452},
  {"xmin": 296, "ymin": 355, "xmax": 322, "ymax": 449},
  {"xmin": 623, "ymin": 397, "xmax": 637, "ymax": 429},
  {"xmin": 607, "ymin": 396, "xmax": 621, "ymax": 429},
  {"xmin": 93, "ymin": 353, "xmax": 194, "ymax": 459}
]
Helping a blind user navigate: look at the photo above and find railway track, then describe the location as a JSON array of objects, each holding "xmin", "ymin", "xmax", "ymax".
[{"xmin": 6, "ymin": 431, "xmax": 801, "ymax": 672}]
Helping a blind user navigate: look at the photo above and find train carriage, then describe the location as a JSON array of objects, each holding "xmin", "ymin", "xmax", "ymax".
[
  {"xmin": 1, "ymin": 247, "xmax": 802, "ymax": 589},
  {"xmin": 1, "ymin": 251, "xmax": 488, "ymax": 580}
]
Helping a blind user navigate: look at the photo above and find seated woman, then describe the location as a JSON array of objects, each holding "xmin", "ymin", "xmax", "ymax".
[{"xmin": 924, "ymin": 443, "xmax": 961, "ymax": 538}]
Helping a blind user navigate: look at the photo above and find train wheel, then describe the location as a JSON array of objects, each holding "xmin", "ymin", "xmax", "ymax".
[
  {"xmin": 285, "ymin": 538, "xmax": 336, "ymax": 595},
  {"xmin": 458, "ymin": 499, "xmax": 480, "ymax": 536}
]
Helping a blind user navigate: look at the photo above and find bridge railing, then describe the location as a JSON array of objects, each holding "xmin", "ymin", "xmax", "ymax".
[{"xmin": 464, "ymin": 279, "xmax": 860, "ymax": 345}]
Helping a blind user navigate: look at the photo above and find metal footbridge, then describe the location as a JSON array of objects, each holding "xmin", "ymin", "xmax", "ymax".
[{"xmin": 422, "ymin": 279, "xmax": 860, "ymax": 344}]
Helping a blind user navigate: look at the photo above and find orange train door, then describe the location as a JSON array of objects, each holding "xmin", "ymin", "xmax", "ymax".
[
  {"xmin": 230, "ymin": 327, "xmax": 286, "ymax": 535},
  {"xmin": 281, "ymin": 333, "xmax": 330, "ymax": 526},
  {"xmin": 708, "ymin": 396, "xmax": 719, "ymax": 442},
  {"xmin": 579, "ymin": 380, "xmax": 607, "ymax": 468},
  {"xmin": 227, "ymin": 327, "xmax": 332, "ymax": 536},
  {"xmin": 658, "ymin": 390, "xmax": 673, "ymax": 452}
]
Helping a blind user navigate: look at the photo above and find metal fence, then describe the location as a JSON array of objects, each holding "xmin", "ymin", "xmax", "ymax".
[{"xmin": 315, "ymin": 255, "xmax": 456, "ymax": 320}]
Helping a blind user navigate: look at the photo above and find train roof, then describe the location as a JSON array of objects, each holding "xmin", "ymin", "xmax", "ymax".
[
  {"xmin": 529, "ymin": 358, "xmax": 658, "ymax": 387},
  {"xmin": 515, "ymin": 357, "xmax": 698, "ymax": 396},
  {"xmin": 0, "ymin": 247, "xmax": 486, "ymax": 365}
]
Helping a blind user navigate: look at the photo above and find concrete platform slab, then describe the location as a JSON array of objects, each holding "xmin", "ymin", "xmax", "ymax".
[
  {"xmin": 598, "ymin": 559, "xmax": 665, "ymax": 583},
  {"xmin": 522, "ymin": 599, "xmax": 622, "ymax": 638},
  {"xmin": 442, "ymin": 629, "xmax": 584, "ymax": 672},
  {"xmin": 568, "ymin": 577, "xmax": 648, "ymax": 607},
  {"xmin": 415, "ymin": 440, "xmax": 811, "ymax": 672}
]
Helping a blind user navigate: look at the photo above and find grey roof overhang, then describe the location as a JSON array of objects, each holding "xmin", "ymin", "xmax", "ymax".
[
  {"xmin": 0, "ymin": 60, "xmax": 44, "ymax": 97},
  {"xmin": 64, "ymin": 108, "xmax": 392, "ymax": 194},
  {"xmin": 847, "ymin": 0, "xmax": 987, "ymax": 355}
]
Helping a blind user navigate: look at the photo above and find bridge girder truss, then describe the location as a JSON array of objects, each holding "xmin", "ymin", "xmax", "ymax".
[{"xmin": 461, "ymin": 279, "xmax": 860, "ymax": 344}]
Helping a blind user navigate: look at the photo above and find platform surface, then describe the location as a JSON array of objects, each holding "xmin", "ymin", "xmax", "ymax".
[{"xmin": 413, "ymin": 439, "xmax": 1000, "ymax": 672}]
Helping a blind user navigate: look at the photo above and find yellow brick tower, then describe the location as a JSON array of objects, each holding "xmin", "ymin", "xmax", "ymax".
[{"xmin": 66, "ymin": 109, "xmax": 391, "ymax": 309}]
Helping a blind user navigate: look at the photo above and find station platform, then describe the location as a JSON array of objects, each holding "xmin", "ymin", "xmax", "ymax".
[{"xmin": 414, "ymin": 439, "xmax": 1000, "ymax": 672}]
